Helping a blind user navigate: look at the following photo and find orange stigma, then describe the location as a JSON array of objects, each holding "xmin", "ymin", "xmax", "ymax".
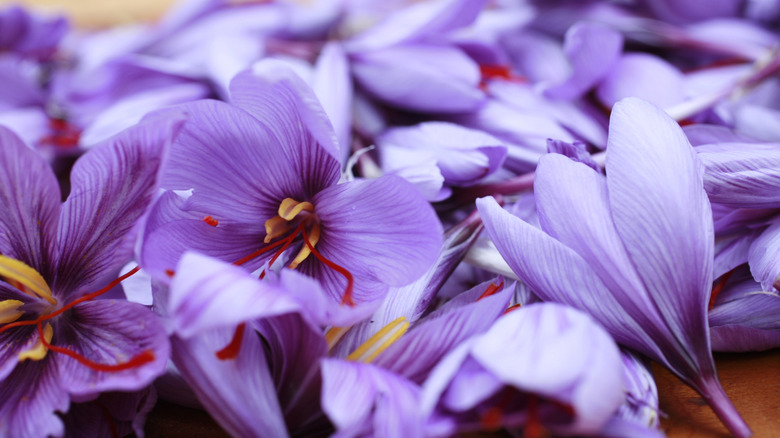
[
  {"xmin": 477, "ymin": 281, "xmax": 505, "ymax": 301},
  {"xmin": 709, "ymin": 268, "xmax": 735, "ymax": 311},
  {"xmin": 202, "ymin": 216, "xmax": 219, "ymax": 227},
  {"xmin": 216, "ymin": 322, "xmax": 246, "ymax": 360}
]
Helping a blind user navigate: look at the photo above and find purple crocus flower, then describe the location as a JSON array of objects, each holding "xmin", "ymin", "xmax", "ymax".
[
  {"xmin": 476, "ymin": 97, "xmax": 751, "ymax": 437},
  {"xmin": 0, "ymin": 116, "xmax": 177, "ymax": 436},
  {"xmin": 142, "ymin": 61, "xmax": 442, "ymax": 308},
  {"xmin": 420, "ymin": 302, "xmax": 625, "ymax": 436}
]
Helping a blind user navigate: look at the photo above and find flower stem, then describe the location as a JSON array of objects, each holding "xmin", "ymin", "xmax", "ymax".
[{"xmin": 693, "ymin": 374, "xmax": 752, "ymax": 438}]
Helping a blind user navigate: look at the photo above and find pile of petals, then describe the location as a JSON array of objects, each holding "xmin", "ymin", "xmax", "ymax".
[{"xmin": 0, "ymin": 0, "xmax": 778, "ymax": 436}]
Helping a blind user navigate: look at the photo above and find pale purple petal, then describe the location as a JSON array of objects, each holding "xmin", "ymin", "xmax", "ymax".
[
  {"xmin": 0, "ymin": 125, "xmax": 60, "ymax": 274},
  {"xmin": 747, "ymin": 218, "xmax": 780, "ymax": 291},
  {"xmin": 543, "ymin": 23, "xmax": 623, "ymax": 101},
  {"xmin": 321, "ymin": 359, "xmax": 423, "ymax": 438},
  {"xmin": 643, "ymin": 0, "xmax": 741, "ymax": 23},
  {"xmin": 351, "ymin": 44, "xmax": 485, "ymax": 113},
  {"xmin": 55, "ymin": 115, "xmax": 184, "ymax": 295},
  {"xmin": 697, "ymin": 142, "xmax": 780, "ymax": 208},
  {"xmin": 56, "ymin": 300, "xmax": 170, "ymax": 396},
  {"xmin": 63, "ymin": 388, "xmax": 157, "ymax": 438},
  {"xmin": 313, "ymin": 42, "xmax": 353, "ymax": 164},
  {"xmin": 0, "ymin": 359, "xmax": 68, "ymax": 438},
  {"xmin": 606, "ymin": 97, "xmax": 714, "ymax": 368},
  {"xmin": 596, "ymin": 53, "xmax": 685, "ymax": 109}
]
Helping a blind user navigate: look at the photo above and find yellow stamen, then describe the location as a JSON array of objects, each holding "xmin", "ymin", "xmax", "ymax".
[
  {"xmin": 0, "ymin": 255, "xmax": 56, "ymax": 305},
  {"xmin": 0, "ymin": 300, "xmax": 24, "ymax": 324},
  {"xmin": 324, "ymin": 325, "xmax": 351, "ymax": 351},
  {"xmin": 278, "ymin": 198, "xmax": 314, "ymax": 221},
  {"xmin": 346, "ymin": 317, "xmax": 409, "ymax": 363},
  {"xmin": 288, "ymin": 222, "xmax": 321, "ymax": 269},
  {"xmin": 264, "ymin": 216, "xmax": 290, "ymax": 243},
  {"xmin": 18, "ymin": 323, "xmax": 53, "ymax": 362}
]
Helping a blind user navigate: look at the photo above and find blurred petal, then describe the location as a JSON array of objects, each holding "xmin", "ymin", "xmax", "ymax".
[
  {"xmin": 697, "ymin": 142, "xmax": 780, "ymax": 208},
  {"xmin": 0, "ymin": 359, "xmax": 68, "ymax": 438},
  {"xmin": 596, "ymin": 53, "xmax": 685, "ymax": 109},
  {"xmin": 747, "ymin": 218, "xmax": 780, "ymax": 291}
]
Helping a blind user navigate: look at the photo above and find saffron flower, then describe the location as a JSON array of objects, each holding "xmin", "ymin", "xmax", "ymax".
[
  {"xmin": 142, "ymin": 60, "xmax": 442, "ymax": 308},
  {"xmin": 477, "ymin": 97, "xmax": 751, "ymax": 437},
  {"xmin": 0, "ymin": 117, "xmax": 177, "ymax": 436}
]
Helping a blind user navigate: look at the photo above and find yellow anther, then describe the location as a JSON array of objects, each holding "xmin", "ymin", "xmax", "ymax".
[
  {"xmin": 288, "ymin": 222, "xmax": 321, "ymax": 269},
  {"xmin": 264, "ymin": 216, "xmax": 291, "ymax": 243},
  {"xmin": 324, "ymin": 325, "xmax": 351, "ymax": 351},
  {"xmin": 0, "ymin": 255, "xmax": 57, "ymax": 305},
  {"xmin": 346, "ymin": 317, "xmax": 409, "ymax": 363},
  {"xmin": 278, "ymin": 198, "xmax": 314, "ymax": 221},
  {"xmin": 0, "ymin": 300, "xmax": 24, "ymax": 324},
  {"xmin": 18, "ymin": 323, "xmax": 53, "ymax": 362}
]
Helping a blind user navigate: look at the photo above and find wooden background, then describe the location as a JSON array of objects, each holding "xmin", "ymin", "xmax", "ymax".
[{"xmin": 3, "ymin": 0, "xmax": 780, "ymax": 436}]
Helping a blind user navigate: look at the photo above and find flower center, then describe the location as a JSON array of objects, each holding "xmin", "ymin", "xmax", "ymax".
[{"xmin": 0, "ymin": 255, "xmax": 154, "ymax": 370}]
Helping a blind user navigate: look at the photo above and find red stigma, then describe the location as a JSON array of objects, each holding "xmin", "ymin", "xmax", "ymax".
[
  {"xmin": 216, "ymin": 322, "xmax": 246, "ymax": 360},
  {"xmin": 477, "ymin": 281, "xmax": 505, "ymax": 301},
  {"xmin": 39, "ymin": 117, "xmax": 81, "ymax": 149},
  {"xmin": 202, "ymin": 216, "xmax": 219, "ymax": 227},
  {"xmin": 479, "ymin": 64, "xmax": 528, "ymax": 90},
  {"xmin": 524, "ymin": 394, "xmax": 542, "ymax": 438},
  {"xmin": 165, "ymin": 269, "xmax": 175, "ymax": 277},
  {"xmin": 504, "ymin": 303, "xmax": 522, "ymax": 314},
  {"xmin": 37, "ymin": 321, "xmax": 155, "ymax": 372},
  {"xmin": 709, "ymin": 268, "xmax": 735, "ymax": 311},
  {"xmin": 301, "ymin": 227, "xmax": 355, "ymax": 306}
]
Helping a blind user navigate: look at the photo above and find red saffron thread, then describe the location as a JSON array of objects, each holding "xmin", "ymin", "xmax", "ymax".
[
  {"xmin": 202, "ymin": 216, "xmax": 219, "ymax": 227},
  {"xmin": 709, "ymin": 268, "xmax": 735, "ymax": 311},
  {"xmin": 477, "ymin": 281, "xmax": 505, "ymax": 301},
  {"xmin": 216, "ymin": 322, "xmax": 246, "ymax": 360},
  {"xmin": 301, "ymin": 227, "xmax": 355, "ymax": 307}
]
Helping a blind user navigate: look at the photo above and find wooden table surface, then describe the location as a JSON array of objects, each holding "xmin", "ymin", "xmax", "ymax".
[{"xmin": 5, "ymin": 1, "xmax": 780, "ymax": 436}]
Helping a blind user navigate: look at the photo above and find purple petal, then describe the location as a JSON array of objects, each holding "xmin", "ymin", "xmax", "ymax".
[
  {"xmin": 346, "ymin": 0, "xmax": 487, "ymax": 52},
  {"xmin": 171, "ymin": 326, "xmax": 289, "ymax": 438},
  {"xmin": 543, "ymin": 23, "xmax": 623, "ymax": 101},
  {"xmin": 351, "ymin": 44, "xmax": 485, "ymax": 113},
  {"xmin": 0, "ymin": 55, "xmax": 44, "ymax": 110},
  {"xmin": 55, "ymin": 299, "xmax": 170, "ymax": 396},
  {"xmin": 643, "ymin": 0, "xmax": 741, "ymax": 23},
  {"xmin": 596, "ymin": 53, "xmax": 685, "ymax": 109},
  {"xmin": 54, "ymin": 115, "xmax": 184, "ymax": 295},
  {"xmin": 307, "ymin": 176, "xmax": 443, "ymax": 303},
  {"xmin": 313, "ymin": 42, "xmax": 353, "ymax": 164},
  {"xmin": 231, "ymin": 60, "xmax": 342, "ymax": 163},
  {"xmin": 697, "ymin": 142, "xmax": 780, "ymax": 208},
  {"xmin": 546, "ymin": 139, "xmax": 598, "ymax": 170},
  {"xmin": 0, "ymin": 125, "xmax": 60, "ymax": 274},
  {"xmin": 685, "ymin": 124, "xmax": 759, "ymax": 146},
  {"xmin": 747, "ymin": 218, "xmax": 780, "ymax": 291},
  {"xmin": 321, "ymin": 359, "xmax": 423, "ymax": 438},
  {"xmin": 0, "ymin": 359, "xmax": 68, "ymax": 438},
  {"xmin": 606, "ymin": 97, "xmax": 714, "ymax": 365},
  {"xmin": 63, "ymin": 388, "xmax": 157, "ymax": 438}
]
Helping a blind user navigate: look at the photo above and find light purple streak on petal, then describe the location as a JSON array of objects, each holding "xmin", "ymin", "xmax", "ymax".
[
  {"xmin": 0, "ymin": 125, "xmax": 60, "ymax": 274},
  {"xmin": 732, "ymin": 104, "xmax": 780, "ymax": 143},
  {"xmin": 380, "ymin": 144, "xmax": 447, "ymax": 201},
  {"xmin": 379, "ymin": 122, "xmax": 506, "ymax": 186},
  {"xmin": 120, "ymin": 263, "xmax": 153, "ymax": 306},
  {"xmin": 472, "ymin": 304, "xmax": 624, "ymax": 435},
  {"xmin": 748, "ymin": 218, "xmax": 780, "ymax": 291},
  {"xmin": 172, "ymin": 327, "xmax": 289, "ymax": 438},
  {"xmin": 697, "ymin": 142, "xmax": 780, "ymax": 208},
  {"xmin": 205, "ymin": 34, "xmax": 265, "ymax": 99},
  {"xmin": 685, "ymin": 124, "xmax": 758, "ymax": 146},
  {"xmin": 79, "ymin": 82, "xmax": 209, "ymax": 147},
  {"xmin": 606, "ymin": 97, "xmax": 714, "ymax": 371},
  {"xmin": 503, "ymin": 31, "xmax": 569, "ymax": 84},
  {"xmin": 311, "ymin": 176, "xmax": 443, "ymax": 303},
  {"xmin": 233, "ymin": 60, "xmax": 342, "ymax": 163},
  {"xmin": 371, "ymin": 285, "xmax": 511, "ymax": 385},
  {"xmin": 346, "ymin": 0, "xmax": 487, "ymax": 52},
  {"xmin": 543, "ymin": 23, "xmax": 623, "ymax": 101},
  {"xmin": 351, "ymin": 44, "xmax": 485, "ymax": 113},
  {"xmin": 614, "ymin": 352, "xmax": 660, "ymax": 430},
  {"xmin": 714, "ymin": 231, "xmax": 756, "ymax": 278},
  {"xmin": 0, "ymin": 359, "xmax": 68, "ymax": 438},
  {"xmin": 56, "ymin": 299, "xmax": 170, "ymax": 396},
  {"xmin": 546, "ymin": 139, "xmax": 598, "ymax": 170},
  {"xmin": 168, "ymin": 253, "xmax": 305, "ymax": 337},
  {"xmin": 313, "ymin": 42, "xmax": 353, "ymax": 165},
  {"xmin": 321, "ymin": 359, "xmax": 423, "ymax": 438},
  {"xmin": 475, "ymin": 196, "xmax": 666, "ymax": 361},
  {"xmin": 0, "ymin": 106, "xmax": 49, "ymax": 147},
  {"xmin": 0, "ymin": 55, "xmax": 44, "ymax": 110},
  {"xmin": 596, "ymin": 53, "xmax": 685, "ymax": 109}
]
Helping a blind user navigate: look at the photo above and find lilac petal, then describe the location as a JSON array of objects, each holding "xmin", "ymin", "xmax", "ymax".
[
  {"xmin": 0, "ymin": 359, "xmax": 68, "ymax": 438},
  {"xmin": 231, "ymin": 60, "xmax": 342, "ymax": 163},
  {"xmin": 685, "ymin": 124, "xmax": 759, "ymax": 146},
  {"xmin": 747, "ymin": 218, "xmax": 780, "ymax": 291},
  {"xmin": 346, "ymin": 0, "xmax": 487, "ymax": 52},
  {"xmin": 503, "ymin": 31, "xmax": 569, "ymax": 84},
  {"xmin": 472, "ymin": 304, "xmax": 625, "ymax": 435},
  {"xmin": 371, "ymin": 284, "xmax": 511, "ymax": 384},
  {"xmin": 643, "ymin": 0, "xmax": 741, "ymax": 23},
  {"xmin": 321, "ymin": 359, "xmax": 423, "ymax": 438},
  {"xmin": 546, "ymin": 139, "xmax": 598, "ymax": 170},
  {"xmin": 379, "ymin": 145, "xmax": 447, "ymax": 201},
  {"xmin": 379, "ymin": 122, "xmax": 507, "ymax": 186},
  {"xmin": 55, "ymin": 299, "xmax": 170, "ymax": 396},
  {"xmin": 63, "ymin": 388, "xmax": 157, "ymax": 438},
  {"xmin": 0, "ymin": 125, "xmax": 60, "ymax": 274},
  {"xmin": 543, "ymin": 23, "xmax": 623, "ymax": 101},
  {"xmin": 351, "ymin": 44, "xmax": 485, "ymax": 113},
  {"xmin": 0, "ymin": 55, "xmax": 44, "ymax": 110},
  {"xmin": 54, "ymin": 115, "xmax": 184, "ymax": 295},
  {"xmin": 0, "ymin": 106, "xmax": 50, "ymax": 147},
  {"xmin": 714, "ymin": 231, "xmax": 756, "ymax": 278},
  {"xmin": 596, "ymin": 53, "xmax": 685, "ymax": 109},
  {"xmin": 0, "ymin": 314, "xmax": 38, "ymax": 381},
  {"xmin": 308, "ymin": 175, "xmax": 443, "ymax": 303},
  {"xmin": 313, "ymin": 42, "xmax": 353, "ymax": 164},
  {"xmin": 171, "ymin": 326, "xmax": 289, "ymax": 438},
  {"xmin": 697, "ymin": 142, "xmax": 780, "ymax": 208},
  {"xmin": 606, "ymin": 97, "xmax": 714, "ymax": 366},
  {"xmin": 157, "ymin": 99, "xmax": 336, "ymax": 221}
]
